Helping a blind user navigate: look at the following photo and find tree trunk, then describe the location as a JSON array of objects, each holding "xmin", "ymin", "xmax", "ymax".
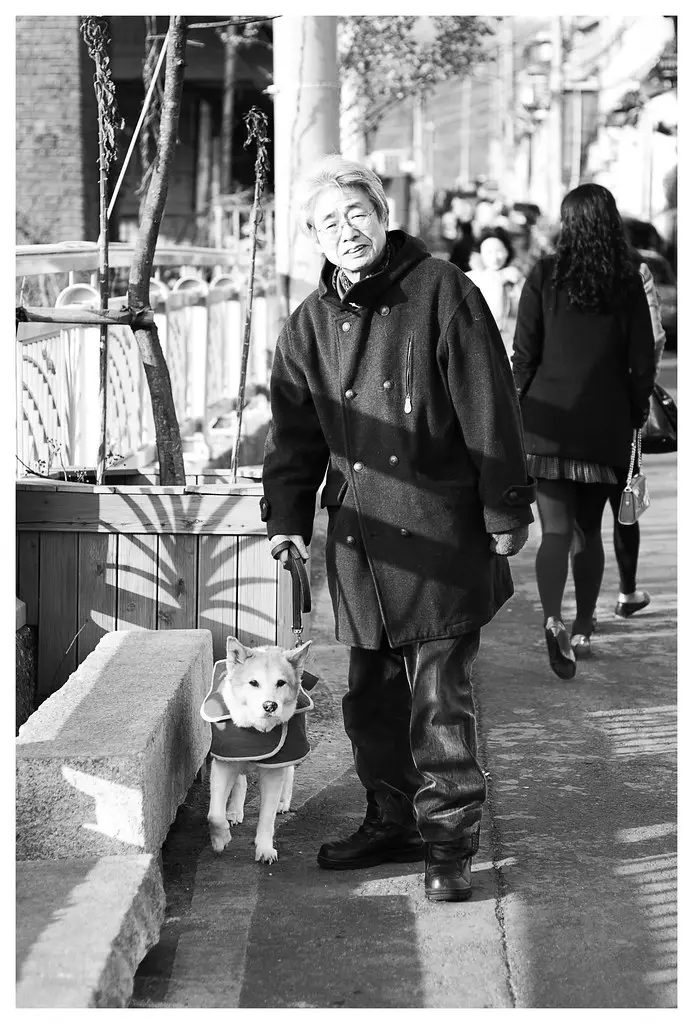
[
  {"xmin": 128, "ymin": 15, "xmax": 188, "ymax": 485},
  {"xmin": 220, "ymin": 26, "xmax": 240, "ymax": 194}
]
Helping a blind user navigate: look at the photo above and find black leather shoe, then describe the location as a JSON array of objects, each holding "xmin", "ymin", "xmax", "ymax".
[
  {"xmin": 424, "ymin": 842, "xmax": 473, "ymax": 902},
  {"xmin": 544, "ymin": 617, "xmax": 576, "ymax": 680},
  {"xmin": 317, "ymin": 819, "xmax": 424, "ymax": 870},
  {"xmin": 615, "ymin": 592, "xmax": 651, "ymax": 618}
]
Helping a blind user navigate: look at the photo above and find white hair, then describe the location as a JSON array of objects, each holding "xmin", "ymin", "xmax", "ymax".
[{"xmin": 296, "ymin": 154, "xmax": 389, "ymax": 236}]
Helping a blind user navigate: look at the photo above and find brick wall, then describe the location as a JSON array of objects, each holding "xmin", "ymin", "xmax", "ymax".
[{"xmin": 16, "ymin": 16, "xmax": 98, "ymax": 243}]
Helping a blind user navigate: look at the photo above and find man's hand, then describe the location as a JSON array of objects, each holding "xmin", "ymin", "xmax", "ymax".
[
  {"xmin": 269, "ymin": 534, "xmax": 309, "ymax": 565},
  {"xmin": 489, "ymin": 525, "xmax": 529, "ymax": 556}
]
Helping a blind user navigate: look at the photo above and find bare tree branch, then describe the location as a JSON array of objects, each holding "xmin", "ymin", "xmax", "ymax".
[
  {"xmin": 187, "ymin": 16, "xmax": 279, "ymax": 30},
  {"xmin": 128, "ymin": 14, "xmax": 188, "ymax": 485}
]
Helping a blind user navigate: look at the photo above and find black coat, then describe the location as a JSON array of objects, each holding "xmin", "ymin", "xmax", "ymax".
[
  {"xmin": 262, "ymin": 231, "xmax": 535, "ymax": 649},
  {"xmin": 512, "ymin": 256, "xmax": 656, "ymax": 470}
]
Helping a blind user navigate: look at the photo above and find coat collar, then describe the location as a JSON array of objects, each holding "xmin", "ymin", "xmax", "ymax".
[{"xmin": 317, "ymin": 230, "xmax": 431, "ymax": 310}]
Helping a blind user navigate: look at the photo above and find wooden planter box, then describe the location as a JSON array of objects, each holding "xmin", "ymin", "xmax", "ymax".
[{"xmin": 16, "ymin": 480, "xmax": 301, "ymax": 701}]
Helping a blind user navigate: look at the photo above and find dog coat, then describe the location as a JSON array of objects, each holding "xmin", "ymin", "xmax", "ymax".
[{"xmin": 200, "ymin": 660, "xmax": 315, "ymax": 768}]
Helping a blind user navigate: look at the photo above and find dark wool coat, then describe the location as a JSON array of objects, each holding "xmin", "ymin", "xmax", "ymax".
[
  {"xmin": 262, "ymin": 230, "xmax": 535, "ymax": 649},
  {"xmin": 512, "ymin": 256, "xmax": 656, "ymax": 470}
]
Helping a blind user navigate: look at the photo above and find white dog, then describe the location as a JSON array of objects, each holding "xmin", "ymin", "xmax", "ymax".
[{"xmin": 201, "ymin": 636, "xmax": 313, "ymax": 864}]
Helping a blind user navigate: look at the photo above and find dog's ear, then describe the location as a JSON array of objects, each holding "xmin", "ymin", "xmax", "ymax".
[
  {"xmin": 283, "ymin": 639, "xmax": 312, "ymax": 676},
  {"xmin": 226, "ymin": 636, "xmax": 252, "ymax": 664}
]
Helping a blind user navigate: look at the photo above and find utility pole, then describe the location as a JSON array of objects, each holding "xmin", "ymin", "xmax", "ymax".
[
  {"xmin": 548, "ymin": 16, "xmax": 565, "ymax": 218},
  {"xmin": 219, "ymin": 25, "xmax": 240, "ymax": 195},
  {"xmin": 272, "ymin": 16, "xmax": 340, "ymax": 313},
  {"xmin": 459, "ymin": 76, "xmax": 472, "ymax": 189},
  {"xmin": 411, "ymin": 92, "xmax": 425, "ymax": 236},
  {"xmin": 339, "ymin": 20, "xmax": 367, "ymax": 162},
  {"xmin": 501, "ymin": 18, "xmax": 516, "ymax": 201}
]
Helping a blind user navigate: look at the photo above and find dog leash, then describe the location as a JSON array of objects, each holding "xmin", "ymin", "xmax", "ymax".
[
  {"xmin": 270, "ymin": 539, "xmax": 318, "ymax": 692},
  {"xmin": 270, "ymin": 539, "xmax": 311, "ymax": 644}
]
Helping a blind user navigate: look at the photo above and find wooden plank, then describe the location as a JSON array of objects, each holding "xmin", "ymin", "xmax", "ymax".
[
  {"xmin": 17, "ymin": 532, "xmax": 40, "ymax": 626},
  {"xmin": 198, "ymin": 535, "xmax": 238, "ymax": 663},
  {"xmin": 116, "ymin": 534, "xmax": 159, "ymax": 631},
  {"xmin": 77, "ymin": 533, "xmax": 118, "ymax": 664},
  {"xmin": 17, "ymin": 306, "xmax": 153, "ymax": 327},
  {"xmin": 236, "ymin": 535, "xmax": 277, "ymax": 648},
  {"xmin": 16, "ymin": 489, "xmax": 265, "ymax": 535},
  {"xmin": 157, "ymin": 535, "xmax": 198, "ymax": 630},
  {"xmin": 38, "ymin": 533, "xmax": 78, "ymax": 699}
]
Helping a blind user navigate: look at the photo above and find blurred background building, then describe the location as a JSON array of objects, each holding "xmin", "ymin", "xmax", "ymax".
[
  {"xmin": 16, "ymin": 15, "xmax": 677, "ymax": 271},
  {"xmin": 365, "ymin": 16, "xmax": 676, "ymax": 250}
]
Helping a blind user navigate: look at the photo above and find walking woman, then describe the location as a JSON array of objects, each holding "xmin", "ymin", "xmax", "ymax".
[{"xmin": 513, "ymin": 184, "xmax": 656, "ymax": 678}]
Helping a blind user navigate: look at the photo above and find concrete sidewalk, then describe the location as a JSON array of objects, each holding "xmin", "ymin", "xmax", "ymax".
[{"xmin": 131, "ymin": 431, "xmax": 676, "ymax": 1008}]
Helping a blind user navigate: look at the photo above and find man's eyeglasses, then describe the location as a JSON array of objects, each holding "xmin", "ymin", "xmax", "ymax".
[{"xmin": 315, "ymin": 208, "xmax": 377, "ymax": 241}]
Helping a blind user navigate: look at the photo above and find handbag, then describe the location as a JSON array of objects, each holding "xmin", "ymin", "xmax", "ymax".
[
  {"xmin": 618, "ymin": 430, "xmax": 651, "ymax": 525},
  {"xmin": 641, "ymin": 383, "xmax": 677, "ymax": 454}
]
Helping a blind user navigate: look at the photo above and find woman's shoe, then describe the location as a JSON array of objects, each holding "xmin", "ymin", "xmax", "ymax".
[
  {"xmin": 614, "ymin": 591, "xmax": 651, "ymax": 618},
  {"xmin": 544, "ymin": 617, "xmax": 577, "ymax": 679},
  {"xmin": 570, "ymin": 633, "xmax": 591, "ymax": 659}
]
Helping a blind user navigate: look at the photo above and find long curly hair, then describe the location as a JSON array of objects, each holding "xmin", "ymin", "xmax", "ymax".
[{"xmin": 552, "ymin": 184, "xmax": 638, "ymax": 312}]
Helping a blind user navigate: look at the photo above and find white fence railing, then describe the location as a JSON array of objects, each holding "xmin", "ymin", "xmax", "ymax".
[{"xmin": 16, "ymin": 242, "xmax": 279, "ymax": 477}]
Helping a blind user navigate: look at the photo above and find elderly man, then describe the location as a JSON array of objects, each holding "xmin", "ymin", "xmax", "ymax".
[{"xmin": 261, "ymin": 155, "xmax": 534, "ymax": 902}]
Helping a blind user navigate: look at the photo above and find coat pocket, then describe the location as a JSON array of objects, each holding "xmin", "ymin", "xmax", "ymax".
[{"xmin": 320, "ymin": 477, "xmax": 348, "ymax": 508}]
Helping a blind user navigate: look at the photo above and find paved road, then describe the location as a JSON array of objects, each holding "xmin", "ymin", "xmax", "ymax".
[{"xmin": 131, "ymin": 363, "xmax": 676, "ymax": 1009}]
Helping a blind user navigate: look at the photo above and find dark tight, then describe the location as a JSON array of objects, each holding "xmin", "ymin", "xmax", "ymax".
[
  {"xmin": 608, "ymin": 491, "xmax": 640, "ymax": 594},
  {"xmin": 535, "ymin": 478, "xmax": 614, "ymax": 636}
]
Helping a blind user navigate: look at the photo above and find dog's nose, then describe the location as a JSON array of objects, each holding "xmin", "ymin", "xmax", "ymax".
[{"xmin": 262, "ymin": 701, "xmax": 278, "ymax": 714}]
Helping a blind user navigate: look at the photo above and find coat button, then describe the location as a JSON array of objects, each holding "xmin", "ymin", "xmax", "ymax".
[
  {"xmin": 400, "ymin": 527, "xmax": 410, "ymax": 537},
  {"xmin": 345, "ymin": 389, "xmax": 355, "ymax": 400},
  {"xmin": 342, "ymin": 321, "xmax": 351, "ymax": 332},
  {"xmin": 346, "ymin": 535, "xmax": 356, "ymax": 547},
  {"xmin": 508, "ymin": 490, "xmax": 517, "ymax": 501},
  {"xmin": 382, "ymin": 380, "xmax": 393, "ymax": 390},
  {"xmin": 389, "ymin": 455, "xmax": 399, "ymax": 466},
  {"xmin": 380, "ymin": 305, "xmax": 390, "ymax": 315},
  {"xmin": 353, "ymin": 461, "xmax": 364, "ymax": 472}
]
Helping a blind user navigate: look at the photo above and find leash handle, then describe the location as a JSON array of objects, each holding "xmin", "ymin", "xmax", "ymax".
[{"xmin": 271, "ymin": 540, "xmax": 312, "ymax": 633}]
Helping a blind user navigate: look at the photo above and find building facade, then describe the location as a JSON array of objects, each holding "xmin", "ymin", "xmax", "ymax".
[{"xmin": 16, "ymin": 15, "xmax": 273, "ymax": 246}]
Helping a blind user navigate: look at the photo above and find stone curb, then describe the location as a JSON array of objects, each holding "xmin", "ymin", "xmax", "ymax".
[
  {"xmin": 16, "ymin": 628, "xmax": 215, "ymax": 1007},
  {"xmin": 17, "ymin": 854, "xmax": 165, "ymax": 1008},
  {"xmin": 17, "ymin": 628, "xmax": 213, "ymax": 860}
]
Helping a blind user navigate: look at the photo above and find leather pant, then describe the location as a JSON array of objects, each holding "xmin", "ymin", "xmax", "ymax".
[{"xmin": 343, "ymin": 630, "xmax": 486, "ymax": 844}]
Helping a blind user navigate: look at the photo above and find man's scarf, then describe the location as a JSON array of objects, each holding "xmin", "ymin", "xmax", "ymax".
[{"xmin": 332, "ymin": 240, "xmax": 393, "ymax": 304}]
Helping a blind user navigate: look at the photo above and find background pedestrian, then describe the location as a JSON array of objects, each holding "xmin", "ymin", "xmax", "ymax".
[
  {"xmin": 512, "ymin": 183, "xmax": 656, "ymax": 678},
  {"xmin": 466, "ymin": 225, "xmax": 524, "ymax": 358}
]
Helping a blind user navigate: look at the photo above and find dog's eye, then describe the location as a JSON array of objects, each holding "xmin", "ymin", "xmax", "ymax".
[
  {"xmin": 248, "ymin": 679, "xmax": 259, "ymax": 687},
  {"xmin": 276, "ymin": 679, "xmax": 287, "ymax": 688}
]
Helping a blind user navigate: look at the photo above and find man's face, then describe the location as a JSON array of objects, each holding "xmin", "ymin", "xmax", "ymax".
[{"xmin": 312, "ymin": 186, "xmax": 388, "ymax": 281}]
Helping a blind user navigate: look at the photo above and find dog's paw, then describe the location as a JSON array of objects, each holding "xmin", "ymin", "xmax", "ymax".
[
  {"xmin": 255, "ymin": 844, "xmax": 278, "ymax": 864},
  {"xmin": 209, "ymin": 823, "xmax": 231, "ymax": 854},
  {"xmin": 227, "ymin": 807, "xmax": 244, "ymax": 825},
  {"xmin": 277, "ymin": 798, "xmax": 292, "ymax": 814}
]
